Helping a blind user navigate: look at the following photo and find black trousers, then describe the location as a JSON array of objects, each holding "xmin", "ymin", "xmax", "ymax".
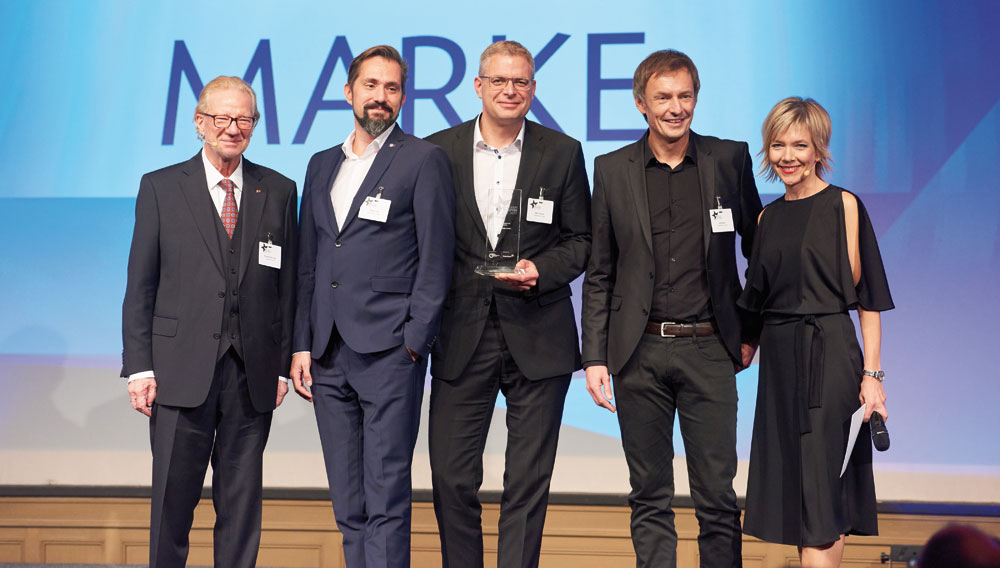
[
  {"xmin": 615, "ymin": 333, "xmax": 742, "ymax": 568},
  {"xmin": 148, "ymin": 348, "xmax": 272, "ymax": 568},
  {"xmin": 429, "ymin": 309, "xmax": 571, "ymax": 568}
]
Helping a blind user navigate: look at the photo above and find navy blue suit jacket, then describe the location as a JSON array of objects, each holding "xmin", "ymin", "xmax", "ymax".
[{"xmin": 294, "ymin": 126, "xmax": 456, "ymax": 358}]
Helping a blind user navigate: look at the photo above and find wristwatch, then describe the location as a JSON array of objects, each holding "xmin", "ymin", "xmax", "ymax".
[{"xmin": 862, "ymin": 369, "xmax": 885, "ymax": 382}]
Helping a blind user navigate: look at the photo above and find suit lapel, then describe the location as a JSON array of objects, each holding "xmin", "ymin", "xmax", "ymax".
[
  {"xmin": 693, "ymin": 132, "xmax": 715, "ymax": 258},
  {"xmin": 340, "ymin": 126, "xmax": 405, "ymax": 234},
  {"xmin": 513, "ymin": 121, "xmax": 542, "ymax": 216},
  {"xmin": 179, "ymin": 152, "xmax": 224, "ymax": 275},
  {"xmin": 313, "ymin": 151, "xmax": 344, "ymax": 239},
  {"xmin": 494, "ymin": 121, "xmax": 542, "ymax": 252},
  {"xmin": 512, "ymin": 121, "xmax": 543, "ymax": 199},
  {"xmin": 625, "ymin": 140, "xmax": 654, "ymax": 253},
  {"xmin": 453, "ymin": 121, "xmax": 488, "ymax": 242},
  {"xmin": 238, "ymin": 159, "xmax": 267, "ymax": 283}
]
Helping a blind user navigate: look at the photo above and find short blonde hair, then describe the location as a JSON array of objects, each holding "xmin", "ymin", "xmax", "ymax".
[
  {"xmin": 479, "ymin": 40, "xmax": 535, "ymax": 77},
  {"xmin": 193, "ymin": 76, "xmax": 260, "ymax": 128},
  {"xmin": 758, "ymin": 97, "xmax": 833, "ymax": 182}
]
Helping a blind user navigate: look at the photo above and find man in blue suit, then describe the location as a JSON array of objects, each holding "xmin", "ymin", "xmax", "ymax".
[{"xmin": 289, "ymin": 45, "xmax": 455, "ymax": 568}]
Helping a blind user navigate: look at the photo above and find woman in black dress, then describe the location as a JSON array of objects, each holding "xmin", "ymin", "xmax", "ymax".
[{"xmin": 738, "ymin": 97, "xmax": 893, "ymax": 567}]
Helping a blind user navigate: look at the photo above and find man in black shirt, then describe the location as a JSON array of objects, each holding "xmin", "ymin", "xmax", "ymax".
[{"xmin": 580, "ymin": 50, "xmax": 763, "ymax": 567}]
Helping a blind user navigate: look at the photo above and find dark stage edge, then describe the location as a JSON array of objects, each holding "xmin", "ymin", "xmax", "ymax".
[
  {"xmin": 2, "ymin": 485, "xmax": 998, "ymax": 518},
  {"xmin": 0, "ymin": 565, "xmax": 150, "ymax": 568},
  {"xmin": 0, "ymin": 565, "xmax": 190, "ymax": 568}
]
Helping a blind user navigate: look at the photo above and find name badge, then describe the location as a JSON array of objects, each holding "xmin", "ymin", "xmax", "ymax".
[
  {"xmin": 526, "ymin": 198, "xmax": 553, "ymax": 224},
  {"xmin": 709, "ymin": 207, "xmax": 735, "ymax": 233},
  {"xmin": 259, "ymin": 241, "xmax": 281, "ymax": 269},
  {"xmin": 359, "ymin": 194, "xmax": 391, "ymax": 223}
]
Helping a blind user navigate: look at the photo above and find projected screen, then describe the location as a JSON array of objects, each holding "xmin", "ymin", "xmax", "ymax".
[{"xmin": 1, "ymin": 0, "xmax": 998, "ymax": 502}]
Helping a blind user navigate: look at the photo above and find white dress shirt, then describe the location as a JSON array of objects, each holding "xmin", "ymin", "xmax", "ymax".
[
  {"xmin": 473, "ymin": 117, "xmax": 524, "ymax": 248},
  {"xmin": 202, "ymin": 149, "xmax": 244, "ymax": 214},
  {"xmin": 330, "ymin": 124, "xmax": 396, "ymax": 230}
]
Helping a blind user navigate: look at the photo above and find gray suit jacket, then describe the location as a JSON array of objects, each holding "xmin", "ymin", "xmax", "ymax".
[{"xmin": 121, "ymin": 152, "xmax": 298, "ymax": 412}]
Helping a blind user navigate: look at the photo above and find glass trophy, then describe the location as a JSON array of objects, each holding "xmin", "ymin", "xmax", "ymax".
[{"xmin": 475, "ymin": 188, "xmax": 521, "ymax": 275}]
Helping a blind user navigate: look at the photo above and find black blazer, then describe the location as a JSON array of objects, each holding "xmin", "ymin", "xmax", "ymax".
[
  {"xmin": 427, "ymin": 119, "xmax": 592, "ymax": 381},
  {"xmin": 121, "ymin": 153, "xmax": 298, "ymax": 413},
  {"xmin": 581, "ymin": 132, "xmax": 762, "ymax": 373}
]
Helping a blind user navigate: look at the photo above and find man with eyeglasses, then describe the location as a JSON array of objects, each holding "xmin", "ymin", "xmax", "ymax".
[
  {"xmin": 289, "ymin": 45, "xmax": 455, "ymax": 568},
  {"xmin": 122, "ymin": 76, "xmax": 298, "ymax": 567},
  {"xmin": 425, "ymin": 40, "xmax": 591, "ymax": 568}
]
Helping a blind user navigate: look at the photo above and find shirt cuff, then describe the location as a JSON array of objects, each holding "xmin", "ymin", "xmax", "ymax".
[
  {"xmin": 127, "ymin": 370, "xmax": 155, "ymax": 383},
  {"xmin": 130, "ymin": 372, "xmax": 291, "ymax": 384}
]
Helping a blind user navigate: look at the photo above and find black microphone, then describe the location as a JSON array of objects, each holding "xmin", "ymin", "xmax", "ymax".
[{"xmin": 870, "ymin": 411, "xmax": 890, "ymax": 451}]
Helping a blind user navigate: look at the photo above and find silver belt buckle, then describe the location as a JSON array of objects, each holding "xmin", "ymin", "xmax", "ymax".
[{"xmin": 660, "ymin": 322, "xmax": 676, "ymax": 338}]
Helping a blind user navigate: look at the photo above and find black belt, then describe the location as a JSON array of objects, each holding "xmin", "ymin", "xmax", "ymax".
[
  {"xmin": 644, "ymin": 320, "xmax": 717, "ymax": 337},
  {"xmin": 794, "ymin": 315, "xmax": 825, "ymax": 435},
  {"xmin": 765, "ymin": 314, "xmax": 829, "ymax": 435}
]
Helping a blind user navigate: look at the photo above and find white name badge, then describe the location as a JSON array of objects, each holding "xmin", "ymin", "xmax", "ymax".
[
  {"xmin": 259, "ymin": 242, "xmax": 281, "ymax": 269},
  {"xmin": 359, "ymin": 196, "xmax": 391, "ymax": 223},
  {"xmin": 709, "ymin": 208, "xmax": 735, "ymax": 233},
  {"xmin": 526, "ymin": 198, "xmax": 554, "ymax": 224}
]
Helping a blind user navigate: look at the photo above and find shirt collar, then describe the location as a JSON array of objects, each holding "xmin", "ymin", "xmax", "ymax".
[
  {"xmin": 201, "ymin": 149, "xmax": 244, "ymax": 190},
  {"xmin": 342, "ymin": 123, "xmax": 396, "ymax": 160},
  {"xmin": 474, "ymin": 115, "xmax": 525, "ymax": 152},
  {"xmin": 643, "ymin": 130, "xmax": 698, "ymax": 168}
]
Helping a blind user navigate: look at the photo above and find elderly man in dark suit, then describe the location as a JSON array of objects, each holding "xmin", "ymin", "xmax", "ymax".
[
  {"xmin": 581, "ymin": 50, "xmax": 763, "ymax": 568},
  {"xmin": 289, "ymin": 45, "xmax": 455, "ymax": 568},
  {"xmin": 425, "ymin": 40, "xmax": 591, "ymax": 568},
  {"xmin": 122, "ymin": 75, "xmax": 298, "ymax": 568}
]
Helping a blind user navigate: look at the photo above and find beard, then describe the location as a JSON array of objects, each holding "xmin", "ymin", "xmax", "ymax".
[{"xmin": 355, "ymin": 102, "xmax": 397, "ymax": 138}]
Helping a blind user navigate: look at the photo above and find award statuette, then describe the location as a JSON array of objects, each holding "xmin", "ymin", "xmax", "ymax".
[{"xmin": 475, "ymin": 188, "xmax": 521, "ymax": 275}]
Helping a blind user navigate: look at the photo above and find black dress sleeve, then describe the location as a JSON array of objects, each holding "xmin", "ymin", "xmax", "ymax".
[{"xmin": 851, "ymin": 193, "xmax": 894, "ymax": 312}]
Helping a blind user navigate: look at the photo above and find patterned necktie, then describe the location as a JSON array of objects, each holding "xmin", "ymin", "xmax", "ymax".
[{"xmin": 219, "ymin": 179, "xmax": 238, "ymax": 239}]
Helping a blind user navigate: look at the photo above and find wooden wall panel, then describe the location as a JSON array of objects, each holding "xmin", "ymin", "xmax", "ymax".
[
  {"xmin": 40, "ymin": 533, "xmax": 105, "ymax": 564},
  {"xmin": 0, "ymin": 536, "xmax": 24, "ymax": 562},
  {"xmin": 121, "ymin": 530, "xmax": 150, "ymax": 566},
  {"xmin": 0, "ymin": 496, "xmax": 997, "ymax": 567}
]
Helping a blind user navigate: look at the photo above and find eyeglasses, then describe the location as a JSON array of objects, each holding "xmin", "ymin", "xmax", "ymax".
[
  {"xmin": 479, "ymin": 76, "xmax": 534, "ymax": 91},
  {"xmin": 200, "ymin": 113, "xmax": 257, "ymax": 130}
]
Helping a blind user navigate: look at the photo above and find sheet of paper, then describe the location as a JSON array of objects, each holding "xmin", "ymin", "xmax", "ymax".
[{"xmin": 841, "ymin": 404, "xmax": 866, "ymax": 477}]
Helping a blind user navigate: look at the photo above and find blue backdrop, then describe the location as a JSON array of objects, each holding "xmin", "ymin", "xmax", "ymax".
[{"xmin": 1, "ymin": 0, "xmax": 998, "ymax": 489}]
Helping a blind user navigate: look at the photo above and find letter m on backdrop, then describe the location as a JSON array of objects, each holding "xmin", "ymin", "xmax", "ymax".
[{"xmin": 162, "ymin": 40, "xmax": 280, "ymax": 145}]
